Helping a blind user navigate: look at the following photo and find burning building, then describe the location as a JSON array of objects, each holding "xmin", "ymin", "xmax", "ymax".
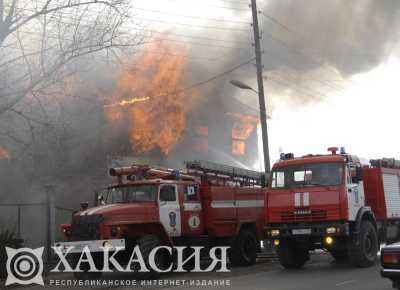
[{"xmin": 104, "ymin": 42, "xmax": 260, "ymax": 170}]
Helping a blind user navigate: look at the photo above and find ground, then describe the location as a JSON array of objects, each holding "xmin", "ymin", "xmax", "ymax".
[{"xmin": 5, "ymin": 253, "xmax": 393, "ymax": 290}]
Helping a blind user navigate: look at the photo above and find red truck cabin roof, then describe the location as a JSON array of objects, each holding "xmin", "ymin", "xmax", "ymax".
[
  {"xmin": 273, "ymin": 155, "xmax": 347, "ymax": 169},
  {"xmin": 109, "ymin": 179, "xmax": 198, "ymax": 187}
]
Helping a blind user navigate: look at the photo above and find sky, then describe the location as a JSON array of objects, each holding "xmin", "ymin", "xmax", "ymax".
[
  {"xmin": 265, "ymin": 56, "xmax": 400, "ymax": 167},
  {"xmin": 130, "ymin": 0, "xmax": 400, "ymax": 170}
]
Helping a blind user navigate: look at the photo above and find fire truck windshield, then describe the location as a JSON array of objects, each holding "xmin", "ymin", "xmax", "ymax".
[
  {"xmin": 271, "ymin": 162, "xmax": 344, "ymax": 189},
  {"xmin": 104, "ymin": 185, "xmax": 157, "ymax": 203}
]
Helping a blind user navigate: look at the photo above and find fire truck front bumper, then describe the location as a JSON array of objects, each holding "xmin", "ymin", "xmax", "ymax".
[
  {"xmin": 54, "ymin": 239, "xmax": 125, "ymax": 254},
  {"xmin": 265, "ymin": 222, "xmax": 350, "ymax": 240}
]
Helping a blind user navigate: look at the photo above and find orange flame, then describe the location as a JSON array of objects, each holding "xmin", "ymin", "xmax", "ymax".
[
  {"xmin": 104, "ymin": 97, "xmax": 150, "ymax": 108},
  {"xmin": 232, "ymin": 140, "xmax": 246, "ymax": 156},
  {"xmin": 227, "ymin": 113, "xmax": 259, "ymax": 141},
  {"xmin": 227, "ymin": 113, "xmax": 259, "ymax": 156},
  {"xmin": 0, "ymin": 147, "xmax": 10, "ymax": 159},
  {"xmin": 105, "ymin": 42, "xmax": 193, "ymax": 155}
]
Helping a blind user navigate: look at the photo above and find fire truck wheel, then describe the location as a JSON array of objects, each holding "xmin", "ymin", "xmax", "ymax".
[
  {"xmin": 277, "ymin": 239, "xmax": 309, "ymax": 269},
  {"xmin": 229, "ymin": 230, "xmax": 258, "ymax": 266},
  {"xmin": 136, "ymin": 235, "xmax": 169, "ymax": 277},
  {"xmin": 348, "ymin": 220, "xmax": 378, "ymax": 267}
]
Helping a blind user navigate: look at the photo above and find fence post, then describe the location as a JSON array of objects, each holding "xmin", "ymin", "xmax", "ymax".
[
  {"xmin": 45, "ymin": 185, "xmax": 56, "ymax": 262},
  {"xmin": 17, "ymin": 205, "xmax": 21, "ymax": 239}
]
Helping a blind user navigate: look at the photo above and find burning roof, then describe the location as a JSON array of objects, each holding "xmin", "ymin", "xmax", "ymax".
[{"xmin": 105, "ymin": 42, "xmax": 196, "ymax": 155}]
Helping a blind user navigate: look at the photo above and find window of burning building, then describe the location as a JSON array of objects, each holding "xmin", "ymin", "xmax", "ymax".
[
  {"xmin": 232, "ymin": 140, "xmax": 246, "ymax": 156},
  {"xmin": 228, "ymin": 113, "xmax": 259, "ymax": 156}
]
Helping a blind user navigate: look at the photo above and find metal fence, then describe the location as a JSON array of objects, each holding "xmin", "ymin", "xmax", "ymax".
[{"xmin": 0, "ymin": 197, "xmax": 75, "ymax": 262}]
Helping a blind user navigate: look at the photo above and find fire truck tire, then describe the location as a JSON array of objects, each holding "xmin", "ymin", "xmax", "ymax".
[
  {"xmin": 137, "ymin": 235, "xmax": 167, "ymax": 277},
  {"xmin": 229, "ymin": 230, "xmax": 258, "ymax": 266},
  {"xmin": 277, "ymin": 240, "xmax": 309, "ymax": 269},
  {"xmin": 348, "ymin": 220, "xmax": 378, "ymax": 267}
]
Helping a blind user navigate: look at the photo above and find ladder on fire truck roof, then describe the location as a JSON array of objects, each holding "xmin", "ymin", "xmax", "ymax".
[
  {"xmin": 370, "ymin": 158, "xmax": 400, "ymax": 169},
  {"xmin": 185, "ymin": 160, "xmax": 265, "ymax": 187}
]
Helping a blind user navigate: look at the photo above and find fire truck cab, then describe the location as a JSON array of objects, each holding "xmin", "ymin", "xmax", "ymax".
[
  {"xmin": 265, "ymin": 147, "xmax": 400, "ymax": 269},
  {"xmin": 60, "ymin": 160, "xmax": 266, "ymax": 278}
]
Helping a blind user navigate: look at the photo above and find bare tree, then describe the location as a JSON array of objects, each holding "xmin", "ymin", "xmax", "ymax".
[
  {"xmin": 0, "ymin": 0, "xmax": 146, "ymax": 204},
  {"xmin": 0, "ymin": 0, "xmax": 143, "ymax": 116}
]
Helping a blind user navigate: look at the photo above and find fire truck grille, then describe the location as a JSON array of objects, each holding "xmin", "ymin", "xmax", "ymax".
[
  {"xmin": 280, "ymin": 209, "xmax": 327, "ymax": 222},
  {"xmin": 71, "ymin": 214, "xmax": 103, "ymax": 240}
]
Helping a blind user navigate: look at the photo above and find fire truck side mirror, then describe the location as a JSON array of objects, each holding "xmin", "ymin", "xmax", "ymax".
[
  {"xmin": 97, "ymin": 194, "xmax": 105, "ymax": 205},
  {"xmin": 352, "ymin": 167, "xmax": 363, "ymax": 183},
  {"xmin": 80, "ymin": 202, "xmax": 89, "ymax": 210}
]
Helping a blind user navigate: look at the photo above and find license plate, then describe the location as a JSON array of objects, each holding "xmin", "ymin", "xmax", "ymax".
[{"xmin": 292, "ymin": 228, "xmax": 312, "ymax": 235}]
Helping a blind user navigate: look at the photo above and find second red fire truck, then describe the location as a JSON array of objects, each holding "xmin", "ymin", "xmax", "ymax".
[{"xmin": 265, "ymin": 147, "xmax": 400, "ymax": 269}]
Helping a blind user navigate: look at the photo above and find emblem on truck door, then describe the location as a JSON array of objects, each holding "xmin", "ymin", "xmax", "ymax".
[
  {"xmin": 169, "ymin": 212, "xmax": 176, "ymax": 227},
  {"xmin": 188, "ymin": 215, "xmax": 201, "ymax": 229}
]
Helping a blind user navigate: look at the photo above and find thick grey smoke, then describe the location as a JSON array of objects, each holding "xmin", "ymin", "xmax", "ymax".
[
  {"xmin": 203, "ymin": 0, "xmax": 400, "ymax": 106},
  {"xmin": 262, "ymin": 0, "xmax": 400, "ymax": 75}
]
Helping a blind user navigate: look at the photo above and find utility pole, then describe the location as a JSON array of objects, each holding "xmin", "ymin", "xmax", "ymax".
[{"xmin": 250, "ymin": 0, "xmax": 271, "ymax": 174}]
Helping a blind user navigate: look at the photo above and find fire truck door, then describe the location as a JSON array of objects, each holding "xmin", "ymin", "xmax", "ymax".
[
  {"xmin": 159, "ymin": 184, "xmax": 181, "ymax": 237},
  {"xmin": 346, "ymin": 165, "xmax": 364, "ymax": 221},
  {"xmin": 181, "ymin": 184, "xmax": 204, "ymax": 235}
]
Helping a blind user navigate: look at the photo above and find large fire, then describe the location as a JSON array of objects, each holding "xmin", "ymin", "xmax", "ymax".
[
  {"xmin": 227, "ymin": 113, "xmax": 259, "ymax": 156},
  {"xmin": 0, "ymin": 147, "xmax": 10, "ymax": 159},
  {"xmin": 105, "ymin": 42, "xmax": 195, "ymax": 155},
  {"xmin": 104, "ymin": 97, "xmax": 150, "ymax": 108}
]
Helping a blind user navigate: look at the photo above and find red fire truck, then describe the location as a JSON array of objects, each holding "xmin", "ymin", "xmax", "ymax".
[
  {"xmin": 265, "ymin": 147, "xmax": 400, "ymax": 269},
  {"xmin": 60, "ymin": 160, "xmax": 266, "ymax": 277}
]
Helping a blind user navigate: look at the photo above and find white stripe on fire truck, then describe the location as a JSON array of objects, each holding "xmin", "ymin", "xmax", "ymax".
[
  {"xmin": 183, "ymin": 203, "xmax": 202, "ymax": 211},
  {"xmin": 211, "ymin": 200, "xmax": 264, "ymax": 208},
  {"xmin": 294, "ymin": 192, "xmax": 301, "ymax": 207},
  {"xmin": 303, "ymin": 192, "xmax": 310, "ymax": 207},
  {"xmin": 80, "ymin": 204, "xmax": 115, "ymax": 216}
]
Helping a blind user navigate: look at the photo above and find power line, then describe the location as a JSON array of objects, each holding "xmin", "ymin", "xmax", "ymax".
[
  {"xmin": 260, "ymin": 11, "xmax": 292, "ymax": 33},
  {"xmin": 135, "ymin": 28, "xmax": 252, "ymax": 45},
  {"xmin": 269, "ymin": 70, "xmax": 344, "ymax": 93},
  {"xmin": 268, "ymin": 74, "xmax": 334, "ymax": 101},
  {"xmin": 144, "ymin": 36, "xmax": 250, "ymax": 51},
  {"xmin": 136, "ymin": 17, "xmax": 252, "ymax": 32},
  {"xmin": 159, "ymin": 0, "xmax": 250, "ymax": 11},
  {"xmin": 130, "ymin": 47, "xmax": 231, "ymax": 62},
  {"xmin": 258, "ymin": 17, "xmax": 359, "ymax": 89},
  {"xmin": 138, "ymin": 57, "xmax": 256, "ymax": 100},
  {"xmin": 261, "ymin": 31, "xmax": 348, "ymax": 91},
  {"xmin": 213, "ymin": 0, "xmax": 251, "ymax": 4},
  {"xmin": 133, "ymin": 7, "xmax": 251, "ymax": 25},
  {"xmin": 181, "ymin": 57, "xmax": 256, "ymax": 91}
]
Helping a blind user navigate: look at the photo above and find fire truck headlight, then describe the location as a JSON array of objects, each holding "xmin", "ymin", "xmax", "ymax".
[
  {"xmin": 325, "ymin": 236, "xmax": 334, "ymax": 245},
  {"xmin": 326, "ymin": 227, "xmax": 337, "ymax": 234},
  {"xmin": 62, "ymin": 228, "xmax": 71, "ymax": 237},
  {"xmin": 271, "ymin": 229, "xmax": 280, "ymax": 237},
  {"xmin": 110, "ymin": 226, "xmax": 120, "ymax": 237}
]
